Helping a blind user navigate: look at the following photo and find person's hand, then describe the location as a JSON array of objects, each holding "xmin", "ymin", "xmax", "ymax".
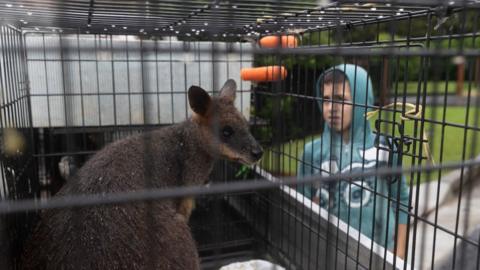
[{"xmin": 312, "ymin": 196, "xmax": 320, "ymax": 204}]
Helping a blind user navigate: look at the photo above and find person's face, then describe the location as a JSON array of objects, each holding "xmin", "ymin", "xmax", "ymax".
[{"xmin": 322, "ymin": 82, "xmax": 353, "ymax": 134}]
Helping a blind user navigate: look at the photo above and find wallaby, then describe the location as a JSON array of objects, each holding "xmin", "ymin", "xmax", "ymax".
[{"xmin": 20, "ymin": 79, "xmax": 263, "ymax": 270}]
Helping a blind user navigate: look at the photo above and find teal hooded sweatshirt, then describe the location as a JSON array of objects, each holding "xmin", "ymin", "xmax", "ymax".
[{"xmin": 297, "ymin": 64, "xmax": 410, "ymax": 250}]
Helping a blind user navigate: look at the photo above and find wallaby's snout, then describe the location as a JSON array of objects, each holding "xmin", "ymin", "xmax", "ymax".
[
  {"xmin": 188, "ymin": 79, "xmax": 263, "ymax": 165},
  {"xmin": 250, "ymin": 145, "xmax": 263, "ymax": 161}
]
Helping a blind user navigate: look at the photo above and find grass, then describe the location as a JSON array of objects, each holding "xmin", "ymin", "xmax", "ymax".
[
  {"xmin": 387, "ymin": 106, "xmax": 480, "ymax": 183},
  {"xmin": 402, "ymin": 81, "xmax": 477, "ymax": 96},
  {"xmin": 259, "ymin": 134, "xmax": 317, "ymax": 177},
  {"xmin": 259, "ymin": 106, "xmax": 480, "ymax": 183}
]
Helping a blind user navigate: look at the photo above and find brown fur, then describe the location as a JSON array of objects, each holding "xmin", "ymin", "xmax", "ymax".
[
  {"xmin": 220, "ymin": 144, "xmax": 242, "ymax": 162},
  {"xmin": 20, "ymin": 80, "xmax": 262, "ymax": 270}
]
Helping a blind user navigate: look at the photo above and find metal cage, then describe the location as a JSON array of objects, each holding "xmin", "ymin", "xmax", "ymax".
[{"xmin": 0, "ymin": 1, "xmax": 479, "ymax": 269}]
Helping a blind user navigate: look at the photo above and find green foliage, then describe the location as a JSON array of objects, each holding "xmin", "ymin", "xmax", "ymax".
[{"xmin": 252, "ymin": 94, "xmax": 305, "ymax": 145}]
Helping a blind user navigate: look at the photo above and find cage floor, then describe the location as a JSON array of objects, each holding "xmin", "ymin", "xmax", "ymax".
[{"xmin": 190, "ymin": 195, "xmax": 262, "ymax": 269}]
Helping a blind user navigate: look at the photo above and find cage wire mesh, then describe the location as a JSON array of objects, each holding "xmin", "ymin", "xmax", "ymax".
[{"xmin": 0, "ymin": 0, "xmax": 479, "ymax": 269}]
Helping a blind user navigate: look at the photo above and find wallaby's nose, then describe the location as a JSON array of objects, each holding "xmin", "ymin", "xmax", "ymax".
[{"xmin": 251, "ymin": 147, "xmax": 263, "ymax": 161}]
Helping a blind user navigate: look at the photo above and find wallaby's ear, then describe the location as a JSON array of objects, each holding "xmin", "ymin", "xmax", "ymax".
[
  {"xmin": 188, "ymin": 85, "xmax": 211, "ymax": 117},
  {"xmin": 219, "ymin": 79, "xmax": 237, "ymax": 103}
]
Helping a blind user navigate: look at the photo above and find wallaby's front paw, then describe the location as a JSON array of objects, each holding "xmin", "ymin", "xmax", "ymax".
[{"xmin": 177, "ymin": 197, "xmax": 195, "ymax": 221}]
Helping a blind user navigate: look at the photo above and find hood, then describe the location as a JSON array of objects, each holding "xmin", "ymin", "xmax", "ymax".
[{"xmin": 315, "ymin": 63, "xmax": 375, "ymax": 161}]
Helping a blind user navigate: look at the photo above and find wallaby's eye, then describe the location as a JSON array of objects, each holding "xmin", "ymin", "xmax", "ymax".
[{"xmin": 222, "ymin": 125, "xmax": 234, "ymax": 138}]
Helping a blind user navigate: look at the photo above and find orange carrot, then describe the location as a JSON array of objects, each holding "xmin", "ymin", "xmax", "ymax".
[
  {"xmin": 241, "ymin": 66, "xmax": 288, "ymax": 81},
  {"xmin": 259, "ymin": 35, "xmax": 298, "ymax": 48}
]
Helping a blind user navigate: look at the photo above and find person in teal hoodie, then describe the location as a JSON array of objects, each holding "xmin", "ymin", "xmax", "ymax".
[{"xmin": 297, "ymin": 63, "xmax": 410, "ymax": 258}]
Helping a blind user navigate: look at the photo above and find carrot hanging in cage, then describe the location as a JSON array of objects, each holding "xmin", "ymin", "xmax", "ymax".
[
  {"xmin": 258, "ymin": 35, "xmax": 298, "ymax": 48},
  {"xmin": 241, "ymin": 66, "xmax": 288, "ymax": 82}
]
